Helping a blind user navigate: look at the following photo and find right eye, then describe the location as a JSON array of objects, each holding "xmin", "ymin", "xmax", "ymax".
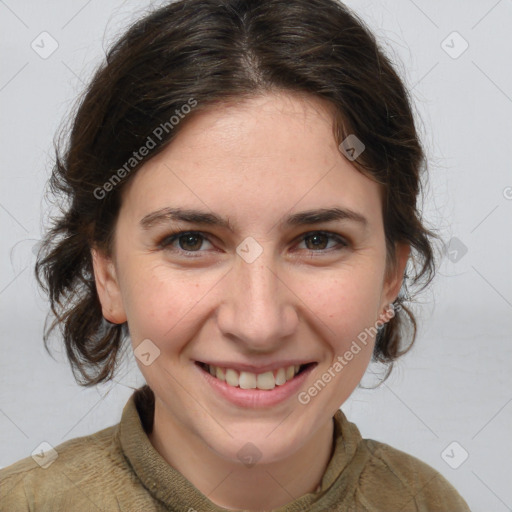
[{"xmin": 158, "ymin": 230, "xmax": 214, "ymax": 255}]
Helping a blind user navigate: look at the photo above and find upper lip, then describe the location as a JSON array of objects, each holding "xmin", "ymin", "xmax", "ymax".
[{"xmin": 196, "ymin": 360, "xmax": 317, "ymax": 374}]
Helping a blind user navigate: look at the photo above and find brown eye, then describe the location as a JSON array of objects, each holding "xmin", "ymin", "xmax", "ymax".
[
  {"xmin": 299, "ymin": 231, "xmax": 348, "ymax": 252},
  {"xmin": 177, "ymin": 233, "xmax": 204, "ymax": 251},
  {"xmin": 159, "ymin": 231, "xmax": 212, "ymax": 253},
  {"xmin": 304, "ymin": 233, "xmax": 329, "ymax": 250}
]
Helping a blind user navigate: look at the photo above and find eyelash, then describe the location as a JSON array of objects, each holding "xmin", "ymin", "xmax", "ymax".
[{"xmin": 157, "ymin": 230, "xmax": 349, "ymax": 256}]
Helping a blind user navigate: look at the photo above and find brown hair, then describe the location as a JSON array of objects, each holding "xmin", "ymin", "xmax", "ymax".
[{"xmin": 35, "ymin": 0, "xmax": 437, "ymax": 387}]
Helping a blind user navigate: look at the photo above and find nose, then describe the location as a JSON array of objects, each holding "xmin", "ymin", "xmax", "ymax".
[{"xmin": 216, "ymin": 248, "xmax": 299, "ymax": 353}]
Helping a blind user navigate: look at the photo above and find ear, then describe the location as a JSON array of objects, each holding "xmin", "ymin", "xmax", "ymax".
[
  {"xmin": 91, "ymin": 247, "xmax": 127, "ymax": 324},
  {"xmin": 379, "ymin": 242, "xmax": 410, "ymax": 315}
]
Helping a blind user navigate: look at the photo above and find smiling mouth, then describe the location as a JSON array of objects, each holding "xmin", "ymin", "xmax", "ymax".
[{"xmin": 195, "ymin": 361, "xmax": 316, "ymax": 390}]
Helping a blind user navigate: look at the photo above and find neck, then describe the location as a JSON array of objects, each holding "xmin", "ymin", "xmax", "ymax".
[{"xmin": 149, "ymin": 398, "xmax": 334, "ymax": 511}]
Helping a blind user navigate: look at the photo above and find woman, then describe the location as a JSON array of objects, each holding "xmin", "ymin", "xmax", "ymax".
[{"xmin": 0, "ymin": 0, "xmax": 471, "ymax": 510}]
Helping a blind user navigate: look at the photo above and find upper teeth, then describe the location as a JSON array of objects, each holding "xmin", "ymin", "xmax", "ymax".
[{"xmin": 208, "ymin": 364, "xmax": 301, "ymax": 390}]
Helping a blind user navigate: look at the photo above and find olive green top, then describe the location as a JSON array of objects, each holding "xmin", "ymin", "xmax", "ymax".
[{"xmin": 0, "ymin": 385, "xmax": 471, "ymax": 511}]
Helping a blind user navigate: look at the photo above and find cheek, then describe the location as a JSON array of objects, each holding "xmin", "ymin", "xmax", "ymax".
[
  {"xmin": 118, "ymin": 249, "xmax": 386, "ymax": 357},
  {"xmin": 118, "ymin": 260, "xmax": 219, "ymax": 343},
  {"xmin": 301, "ymin": 265, "xmax": 384, "ymax": 347}
]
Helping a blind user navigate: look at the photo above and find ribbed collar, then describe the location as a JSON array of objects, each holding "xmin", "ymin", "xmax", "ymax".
[{"xmin": 118, "ymin": 385, "xmax": 364, "ymax": 511}]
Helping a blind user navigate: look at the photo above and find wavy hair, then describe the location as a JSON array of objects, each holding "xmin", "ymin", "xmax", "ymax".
[{"xmin": 35, "ymin": 0, "xmax": 437, "ymax": 386}]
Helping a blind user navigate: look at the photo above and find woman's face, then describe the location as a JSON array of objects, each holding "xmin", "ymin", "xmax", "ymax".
[{"xmin": 92, "ymin": 91, "xmax": 407, "ymax": 464}]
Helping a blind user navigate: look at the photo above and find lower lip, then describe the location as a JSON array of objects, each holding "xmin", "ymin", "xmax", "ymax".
[{"xmin": 194, "ymin": 362, "xmax": 317, "ymax": 408}]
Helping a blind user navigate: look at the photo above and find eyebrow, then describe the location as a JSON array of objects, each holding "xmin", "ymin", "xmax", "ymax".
[{"xmin": 139, "ymin": 206, "xmax": 368, "ymax": 231}]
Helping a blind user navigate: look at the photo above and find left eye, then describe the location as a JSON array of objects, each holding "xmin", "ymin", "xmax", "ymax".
[
  {"xmin": 158, "ymin": 230, "xmax": 347, "ymax": 254},
  {"xmin": 298, "ymin": 232, "xmax": 347, "ymax": 251}
]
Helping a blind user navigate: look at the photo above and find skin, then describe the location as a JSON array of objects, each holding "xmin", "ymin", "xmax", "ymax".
[{"xmin": 92, "ymin": 91, "xmax": 409, "ymax": 511}]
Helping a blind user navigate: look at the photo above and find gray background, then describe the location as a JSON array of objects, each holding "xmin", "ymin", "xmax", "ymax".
[{"xmin": 1, "ymin": 1, "xmax": 511, "ymax": 510}]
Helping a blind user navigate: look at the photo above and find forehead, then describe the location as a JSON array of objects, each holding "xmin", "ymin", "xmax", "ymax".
[{"xmin": 118, "ymin": 91, "xmax": 382, "ymax": 229}]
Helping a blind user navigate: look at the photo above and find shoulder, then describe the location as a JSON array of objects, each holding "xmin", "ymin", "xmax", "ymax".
[
  {"xmin": 0, "ymin": 423, "xmax": 131, "ymax": 511},
  {"xmin": 356, "ymin": 438, "xmax": 471, "ymax": 511}
]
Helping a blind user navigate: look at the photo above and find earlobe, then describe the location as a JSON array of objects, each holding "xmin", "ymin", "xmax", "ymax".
[
  {"xmin": 381, "ymin": 243, "xmax": 411, "ymax": 313},
  {"xmin": 91, "ymin": 247, "xmax": 127, "ymax": 324}
]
